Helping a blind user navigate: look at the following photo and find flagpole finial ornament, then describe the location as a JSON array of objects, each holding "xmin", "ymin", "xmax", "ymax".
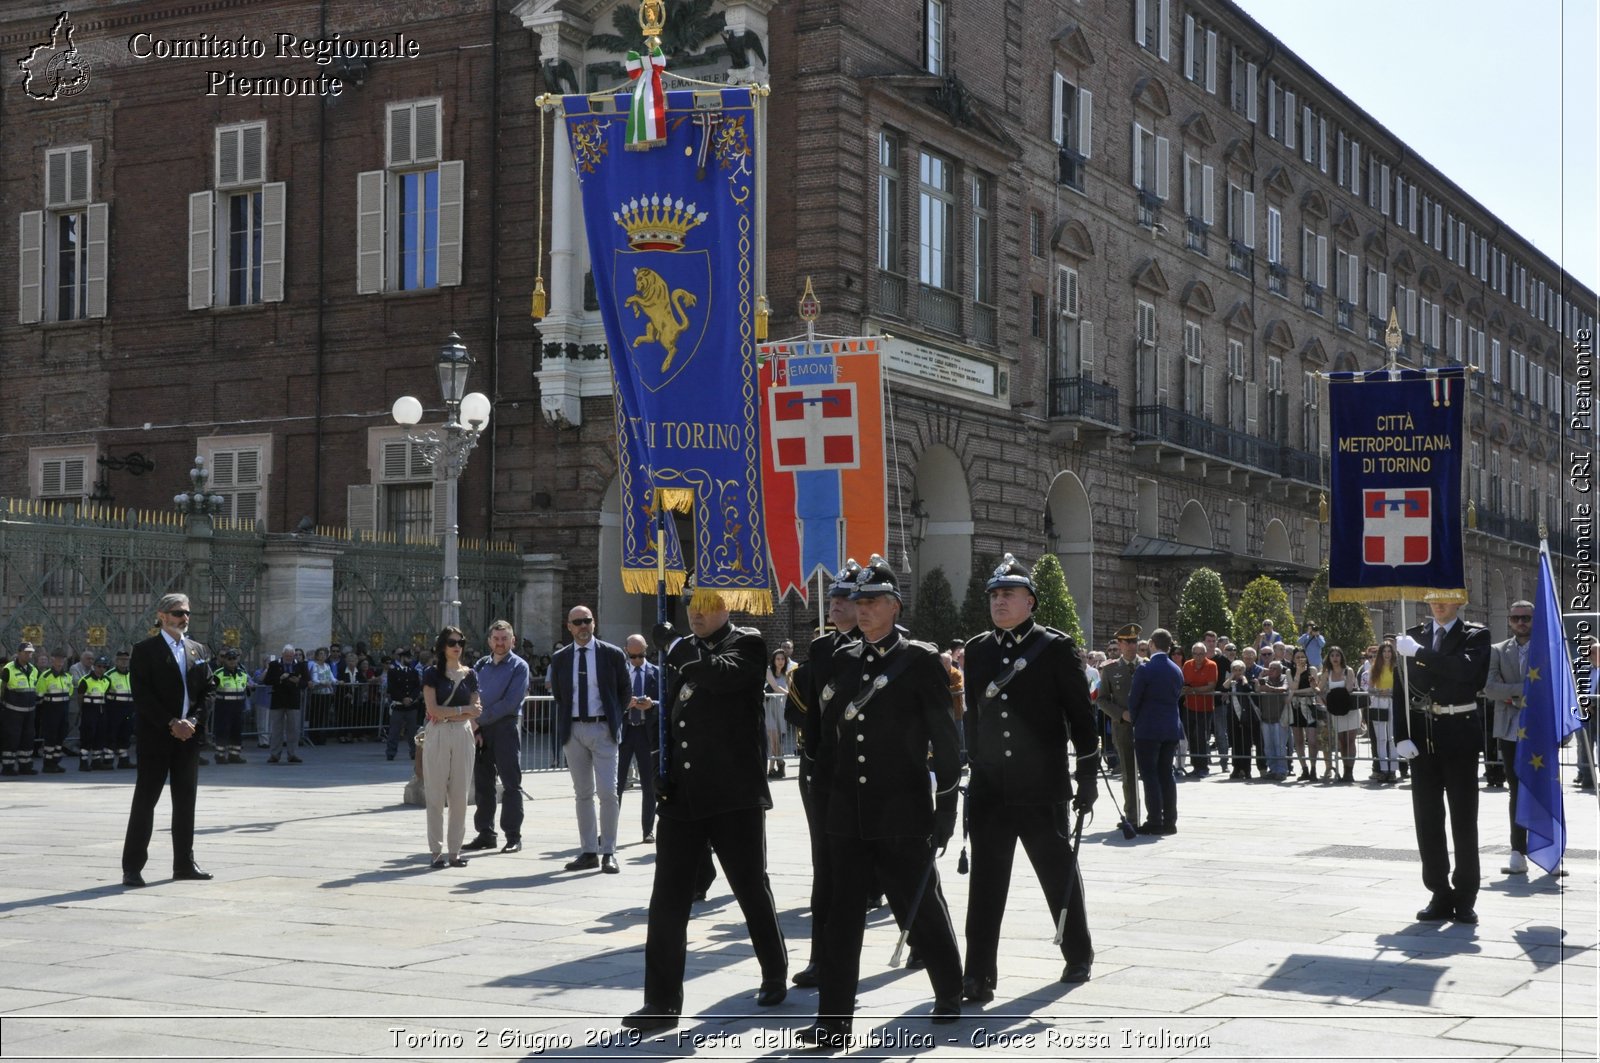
[
  {"xmin": 639, "ymin": 0, "xmax": 666, "ymax": 49},
  {"xmin": 798, "ymin": 276, "xmax": 821, "ymax": 323},
  {"xmin": 1539, "ymin": 520, "xmax": 1549, "ymax": 541},
  {"xmin": 1385, "ymin": 307, "xmax": 1402, "ymax": 354}
]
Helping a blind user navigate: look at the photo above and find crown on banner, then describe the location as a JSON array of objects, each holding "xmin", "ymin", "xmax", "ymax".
[{"xmin": 613, "ymin": 194, "xmax": 708, "ymax": 251}]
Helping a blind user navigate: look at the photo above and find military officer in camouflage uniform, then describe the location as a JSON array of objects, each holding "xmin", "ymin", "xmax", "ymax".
[
  {"xmin": 961, "ymin": 554, "xmax": 1100, "ymax": 1002},
  {"xmin": 1095, "ymin": 623, "xmax": 1143, "ymax": 828}
]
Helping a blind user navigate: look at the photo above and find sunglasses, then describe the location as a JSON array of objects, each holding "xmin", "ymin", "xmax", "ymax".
[
  {"xmin": 627, "ymin": 653, "xmax": 646, "ymax": 660},
  {"xmin": 1509, "ymin": 615, "xmax": 1533, "ymax": 622},
  {"xmin": 166, "ymin": 609, "xmax": 191, "ymax": 617},
  {"xmin": 443, "ymin": 638, "xmax": 465, "ymax": 648},
  {"xmin": 570, "ymin": 618, "xmax": 594, "ymax": 626}
]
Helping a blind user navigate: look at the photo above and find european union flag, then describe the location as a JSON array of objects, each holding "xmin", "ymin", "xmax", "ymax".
[{"xmin": 1515, "ymin": 546, "xmax": 1584, "ymax": 873}]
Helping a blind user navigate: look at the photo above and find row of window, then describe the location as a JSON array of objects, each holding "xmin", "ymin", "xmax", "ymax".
[
  {"xmin": 29, "ymin": 430, "xmax": 445, "ymax": 539},
  {"xmin": 19, "ymin": 100, "xmax": 463, "ymax": 325}
]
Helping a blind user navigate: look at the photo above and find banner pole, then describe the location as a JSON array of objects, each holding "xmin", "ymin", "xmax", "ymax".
[
  {"xmin": 655, "ymin": 502, "xmax": 668, "ymax": 782},
  {"xmin": 817, "ymin": 568, "xmax": 826, "ymax": 635}
]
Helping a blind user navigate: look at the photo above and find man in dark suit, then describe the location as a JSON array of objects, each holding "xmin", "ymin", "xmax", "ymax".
[
  {"xmin": 622, "ymin": 586, "xmax": 787, "ymax": 1034},
  {"xmin": 785, "ymin": 560, "xmax": 862, "ymax": 989},
  {"xmin": 961, "ymin": 554, "xmax": 1099, "ymax": 1003},
  {"xmin": 1483, "ymin": 600, "xmax": 1534, "ymax": 876},
  {"xmin": 616, "ymin": 633, "xmax": 662, "ymax": 844},
  {"xmin": 798, "ymin": 555, "xmax": 962, "ymax": 1049},
  {"xmin": 121, "ymin": 593, "xmax": 214, "ymax": 888},
  {"xmin": 1395, "ymin": 592, "xmax": 1493, "ymax": 924},
  {"xmin": 548, "ymin": 605, "xmax": 630, "ymax": 873},
  {"xmin": 1128, "ymin": 628, "xmax": 1185, "ymax": 836}
]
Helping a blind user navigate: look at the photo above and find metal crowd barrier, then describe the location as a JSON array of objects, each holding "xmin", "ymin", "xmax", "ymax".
[{"xmin": 518, "ymin": 692, "xmax": 798, "ymax": 773}]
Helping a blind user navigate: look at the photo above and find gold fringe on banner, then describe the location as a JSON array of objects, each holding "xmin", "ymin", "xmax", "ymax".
[
  {"xmin": 691, "ymin": 587, "xmax": 773, "ymax": 615},
  {"xmin": 656, "ymin": 488, "xmax": 695, "ymax": 514},
  {"xmin": 622, "ymin": 568, "xmax": 687, "ymax": 595},
  {"xmin": 1329, "ymin": 586, "xmax": 1467, "ymax": 604}
]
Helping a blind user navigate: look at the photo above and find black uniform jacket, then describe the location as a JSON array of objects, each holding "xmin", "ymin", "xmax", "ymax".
[
  {"xmin": 129, "ymin": 633, "xmax": 213, "ymax": 734},
  {"xmin": 658, "ymin": 621, "xmax": 772, "ymax": 821},
  {"xmin": 787, "ymin": 626, "xmax": 860, "ymax": 757},
  {"xmin": 1394, "ymin": 618, "xmax": 1492, "ymax": 745},
  {"xmin": 815, "ymin": 631, "xmax": 960, "ymax": 840},
  {"xmin": 962, "ymin": 619, "xmax": 1097, "ymax": 806}
]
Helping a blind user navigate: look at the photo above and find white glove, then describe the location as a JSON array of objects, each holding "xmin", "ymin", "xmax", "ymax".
[
  {"xmin": 1394, "ymin": 635, "xmax": 1421, "ymax": 658},
  {"xmin": 1396, "ymin": 739, "xmax": 1421, "ymax": 760}
]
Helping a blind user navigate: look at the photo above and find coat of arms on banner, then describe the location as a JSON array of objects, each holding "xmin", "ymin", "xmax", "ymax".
[
  {"xmin": 612, "ymin": 195, "xmax": 711, "ymax": 391},
  {"xmin": 1362, "ymin": 488, "xmax": 1431, "ymax": 566},
  {"xmin": 768, "ymin": 383, "xmax": 860, "ymax": 471}
]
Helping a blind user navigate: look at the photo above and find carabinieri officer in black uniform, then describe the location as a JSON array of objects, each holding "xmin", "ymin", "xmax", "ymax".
[
  {"xmin": 785, "ymin": 559, "xmax": 862, "ymax": 990},
  {"xmin": 799, "ymin": 555, "xmax": 963, "ymax": 1050},
  {"xmin": 960, "ymin": 554, "xmax": 1099, "ymax": 1003},
  {"xmin": 621, "ymin": 585, "xmax": 787, "ymax": 1034},
  {"xmin": 1393, "ymin": 590, "xmax": 1492, "ymax": 924}
]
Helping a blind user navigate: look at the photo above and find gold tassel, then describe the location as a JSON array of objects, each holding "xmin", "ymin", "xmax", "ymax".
[
  {"xmin": 755, "ymin": 294, "xmax": 770, "ymax": 341},
  {"xmin": 1318, "ymin": 493, "xmax": 1328, "ymax": 522},
  {"xmin": 531, "ymin": 276, "xmax": 548, "ymax": 320},
  {"xmin": 1466, "ymin": 499, "xmax": 1477, "ymax": 530}
]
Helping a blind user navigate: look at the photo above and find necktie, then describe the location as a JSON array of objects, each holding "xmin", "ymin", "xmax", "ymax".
[
  {"xmin": 1432, "ymin": 625, "xmax": 1444, "ymax": 653},
  {"xmin": 634, "ymin": 666, "xmax": 644, "ymax": 698},
  {"xmin": 578, "ymin": 645, "xmax": 590, "ymax": 717}
]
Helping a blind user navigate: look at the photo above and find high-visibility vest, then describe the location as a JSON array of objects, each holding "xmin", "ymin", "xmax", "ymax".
[
  {"xmin": 215, "ymin": 669, "xmax": 250, "ymax": 698},
  {"xmin": 106, "ymin": 669, "xmax": 133, "ymax": 704},
  {"xmin": 1, "ymin": 662, "xmax": 39, "ymax": 710},
  {"xmin": 35, "ymin": 669, "xmax": 73, "ymax": 707},
  {"xmin": 79, "ymin": 674, "xmax": 112, "ymax": 706}
]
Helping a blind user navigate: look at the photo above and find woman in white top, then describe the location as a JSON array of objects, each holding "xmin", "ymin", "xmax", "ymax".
[{"xmin": 1317, "ymin": 646, "xmax": 1359, "ymax": 784}]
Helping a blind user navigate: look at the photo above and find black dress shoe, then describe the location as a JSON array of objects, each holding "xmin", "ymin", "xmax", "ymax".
[
  {"xmin": 1454, "ymin": 906, "xmax": 1479, "ymax": 925},
  {"xmin": 791, "ymin": 964, "xmax": 820, "ymax": 988},
  {"xmin": 122, "ymin": 871, "xmax": 147, "ymax": 888},
  {"xmin": 642, "ymin": 832, "xmax": 654, "ymax": 844},
  {"xmin": 620, "ymin": 1005, "xmax": 679, "ymax": 1033},
  {"xmin": 431, "ymin": 856, "xmax": 447, "ymax": 869},
  {"xmin": 1061, "ymin": 958, "xmax": 1093, "ymax": 983},
  {"xmin": 1137, "ymin": 821, "xmax": 1163, "ymax": 836},
  {"xmin": 448, "ymin": 856, "xmax": 468, "ymax": 868},
  {"xmin": 501, "ymin": 839, "xmax": 522, "ymax": 854},
  {"xmin": 601, "ymin": 853, "xmax": 620, "ymax": 874},
  {"xmin": 1416, "ymin": 898, "xmax": 1454, "ymax": 922},
  {"xmin": 565, "ymin": 852, "xmax": 599, "ymax": 871},
  {"xmin": 461, "ymin": 834, "xmax": 498, "ymax": 852},
  {"xmin": 795, "ymin": 1022, "xmax": 849, "ymax": 1052},
  {"xmin": 756, "ymin": 980, "xmax": 787, "ymax": 1006},
  {"xmin": 905, "ymin": 947, "xmax": 925, "ymax": 970},
  {"xmin": 961, "ymin": 975, "xmax": 995, "ymax": 1003},
  {"xmin": 1159, "ymin": 823, "xmax": 1178, "ymax": 835},
  {"xmin": 930, "ymin": 997, "xmax": 961, "ymax": 1023},
  {"xmin": 173, "ymin": 865, "xmax": 213, "ymax": 881}
]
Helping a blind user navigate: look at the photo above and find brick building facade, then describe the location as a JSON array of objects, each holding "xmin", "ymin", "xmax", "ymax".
[{"xmin": 3, "ymin": 0, "xmax": 1594, "ymax": 650}]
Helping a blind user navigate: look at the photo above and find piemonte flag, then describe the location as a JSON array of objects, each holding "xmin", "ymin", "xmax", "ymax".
[{"xmin": 1362, "ymin": 488, "xmax": 1431, "ymax": 566}]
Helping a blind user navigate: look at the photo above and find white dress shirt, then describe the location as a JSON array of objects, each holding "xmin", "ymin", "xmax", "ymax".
[{"xmin": 167, "ymin": 632, "xmax": 191, "ymax": 719}]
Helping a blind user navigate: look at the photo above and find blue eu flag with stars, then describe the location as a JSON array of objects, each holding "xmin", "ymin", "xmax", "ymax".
[{"xmin": 1515, "ymin": 546, "xmax": 1584, "ymax": 874}]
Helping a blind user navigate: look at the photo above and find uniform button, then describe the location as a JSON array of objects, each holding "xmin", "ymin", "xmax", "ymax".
[
  {"xmin": 856, "ymin": 734, "xmax": 865, "ymax": 742},
  {"xmin": 1000, "ymin": 711, "xmax": 1008, "ymax": 718},
  {"xmin": 681, "ymin": 741, "xmax": 688, "ymax": 748},
  {"xmin": 1002, "ymin": 658, "xmax": 1011, "ymax": 665},
  {"xmin": 1000, "ymin": 693, "xmax": 1008, "ymax": 700},
  {"xmin": 678, "ymin": 720, "xmax": 686, "ymax": 727},
  {"xmin": 857, "ymin": 716, "xmax": 866, "ymax": 723},
  {"xmin": 858, "ymin": 776, "xmax": 867, "ymax": 783},
  {"xmin": 1004, "ymin": 750, "xmax": 1013, "ymax": 757},
  {"xmin": 1003, "ymin": 731, "xmax": 1011, "ymax": 738},
  {"xmin": 862, "ymin": 674, "xmax": 870, "ymax": 681},
  {"xmin": 866, "ymin": 653, "xmax": 876, "ymax": 662},
  {"xmin": 857, "ymin": 754, "xmax": 865, "ymax": 763},
  {"xmin": 683, "ymin": 762, "xmax": 691, "ymax": 769}
]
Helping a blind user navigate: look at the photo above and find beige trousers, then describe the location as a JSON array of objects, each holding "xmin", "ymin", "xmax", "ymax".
[{"xmin": 423, "ymin": 719, "xmax": 475, "ymax": 857}]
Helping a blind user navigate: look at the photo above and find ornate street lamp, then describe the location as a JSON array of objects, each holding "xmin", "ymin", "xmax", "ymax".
[
  {"xmin": 174, "ymin": 456, "xmax": 226, "ymax": 516},
  {"xmin": 391, "ymin": 333, "xmax": 492, "ymax": 628}
]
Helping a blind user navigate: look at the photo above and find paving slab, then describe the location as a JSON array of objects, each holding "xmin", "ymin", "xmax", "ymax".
[{"xmin": 0, "ymin": 742, "xmax": 1594, "ymax": 1060}]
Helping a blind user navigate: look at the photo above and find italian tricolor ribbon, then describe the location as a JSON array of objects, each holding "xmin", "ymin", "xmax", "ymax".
[{"xmin": 624, "ymin": 48, "xmax": 667, "ymax": 149}]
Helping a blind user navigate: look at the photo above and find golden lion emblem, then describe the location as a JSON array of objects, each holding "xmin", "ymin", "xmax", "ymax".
[{"xmin": 624, "ymin": 267, "xmax": 698, "ymax": 372}]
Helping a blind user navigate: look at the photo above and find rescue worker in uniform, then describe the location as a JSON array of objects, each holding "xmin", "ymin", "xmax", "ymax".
[
  {"xmin": 799, "ymin": 555, "xmax": 963, "ymax": 1050},
  {"xmin": 785, "ymin": 559, "xmax": 862, "ymax": 989},
  {"xmin": 34, "ymin": 649, "xmax": 75, "ymax": 774},
  {"xmin": 960, "ymin": 554, "xmax": 1099, "ymax": 1002},
  {"xmin": 1394, "ymin": 592, "xmax": 1492, "ymax": 924},
  {"xmin": 77, "ymin": 656, "xmax": 113, "ymax": 771},
  {"xmin": 1, "ymin": 642, "xmax": 41, "ymax": 775},
  {"xmin": 210, "ymin": 649, "xmax": 252, "ymax": 764},
  {"xmin": 621, "ymin": 586, "xmax": 787, "ymax": 1034},
  {"xmin": 1095, "ymin": 624, "xmax": 1143, "ymax": 829},
  {"xmin": 107, "ymin": 649, "xmax": 137, "ymax": 769}
]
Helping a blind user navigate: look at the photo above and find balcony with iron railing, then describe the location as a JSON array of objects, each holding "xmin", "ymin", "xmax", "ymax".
[
  {"xmin": 1185, "ymin": 217, "xmax": 1210, "ymax": 255},
  {"xmin": 1267, "ymin": 263, "xmax": 1289, "ymax": 296},
  {"xmin": 972, "ymin": 302, "xmax": 996, "ymax": 347},
  {"xmin": 1058, "ymin": 148, "xmax": 1087, "ymax": 191},
  {"xmin": 1277, "ymin": 445, "xmax": 1323, "ymax": 486},
  {"xmin": 917, "ymin": 283, "xmax": 960, "ymax": 335},
  {"xmin": 1474, "ymin": 507, "xmax": 1540, "ymax": 548},
  {"xmin": 1367, "ymin": 314, "xmax": 1384, "ymax": 345},
  {"xmin": 878, "ymin": 271, "xmax": 906, "ymax": 318},
  {"xmin": 1228, "ymin": 240, "xmax": 1253, "ymax": 277},
  {"xmin": 1049, "ymin": 377, "xmax": 1120, "ymax": 426},
  {"xmin": 1131, "ymin": 404, "xmax": 1277, "ymax": 473},
  {"xmin": 1137, "ymin": 190, "xmax": 1163, "ymax": 229},
  {"xmin": 1302, "ymin": 282, "xmax": 1324, "ymax": 316},
  {"xmin": 1336, "ymin": 299, "xmax": 1356, "ymax": 331}
]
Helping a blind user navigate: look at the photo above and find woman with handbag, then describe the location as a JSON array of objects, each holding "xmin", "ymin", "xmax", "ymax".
[
  {"xmin": 1288, "ymin": 648, "xmax": 1320, "ymax": 781},
  {"xmin": 1363, "ymin": 642, "xmax": 1399, "ymax": 784},
  {"xmin": 421, "ymin": 626, "xmax": 482, "ymax": 868},
  {"xmin": 1319, "ymin": 647, "xmax": 1359, "ymax": 784}
]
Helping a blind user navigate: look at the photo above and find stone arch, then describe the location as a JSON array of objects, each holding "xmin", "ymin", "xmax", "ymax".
[
  {"xmin": 912, "ymin": 444, "xmax": 974, "ymax": 602},
  {"xmin": 1181, "ymin": 279, "xmax": 1217, "ymax": 316},
  {"xmin": 1046, "ymin": 470, "xmax": 1094, "ymax": 641},
  {"xmin": 1300, "ymin": 189, "xmax": 1330, "ymax": 220},
  {"xmin": 1177, "ymin": 499, "xmax": 1213, "ymax": 549},
  {"xmin": 1053, "ymin": 218, "xmax": 1096, "ymax": 259},
  {"xmin": 1263, "ymin": 518, "xmax": 1292, "ymax": 562},
  {"xmin": 1330, "ymin": 349, "xmax": 1361, "ymax": 372},
  {"xmin": 1223, "ymin": 138, "xmax": 1255, "ymax": 173},
  {"xmin": 1132, "ymin": 75, "xmax": 1172, "ymax": 117},
  {"xmin": 596, "ymin": 476, "xmax": 630, "ymax": 642},
  {"xmin": 1264, "ymin": 318, "xmax": 1296, "ymax": 352}
]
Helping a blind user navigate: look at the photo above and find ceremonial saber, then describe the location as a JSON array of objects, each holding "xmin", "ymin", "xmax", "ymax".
[
  {"xmin": 889, "ymin": 846, "xmax": 939, "ymax": 967},
  {"xmin": 1097, "ymin": 762, "xmax": 1138, "ymax": 840},
  {"xmin": 1053, "ymin": 809, "xmax": 1088, "ymax": 946}
]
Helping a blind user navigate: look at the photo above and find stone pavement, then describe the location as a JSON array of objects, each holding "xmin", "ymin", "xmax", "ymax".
[{"xmin": 0, "ymin": 743, "xmax": 1595, "ymax": 1062}]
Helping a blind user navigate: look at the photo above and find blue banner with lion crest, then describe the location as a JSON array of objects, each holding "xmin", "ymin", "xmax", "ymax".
[{"xmin": 564, "ymin": 87, "xmax": 772, "ymax": 613}]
